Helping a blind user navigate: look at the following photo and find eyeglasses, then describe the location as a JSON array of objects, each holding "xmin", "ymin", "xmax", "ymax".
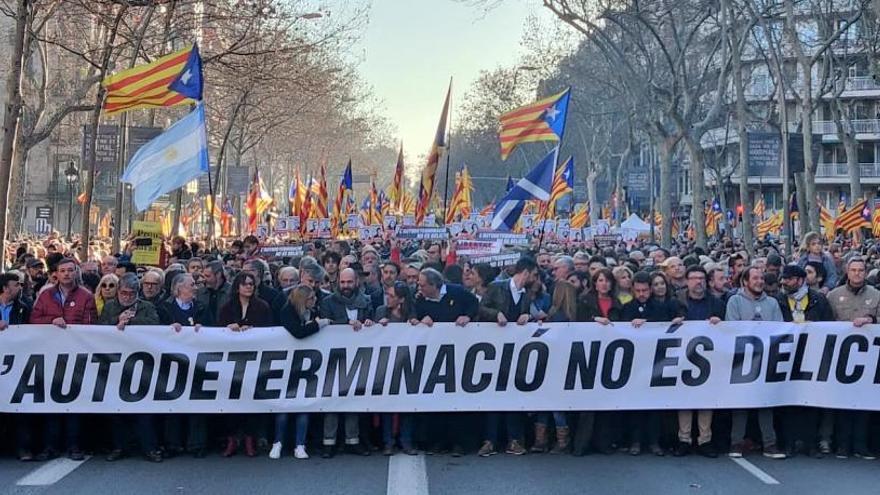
[{"xmin": 100, "ymin": 283, "xmax": 116, "ymax": 288}]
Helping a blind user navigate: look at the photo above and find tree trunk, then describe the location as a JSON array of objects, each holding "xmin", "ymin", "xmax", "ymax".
[
  {"xmin": 80, "ymin": 4, "xmax": 126, "ymax": 260},
  {"xmin": 732, "ymin": 39, "xmax": 753, "ymax": 254},
  {"xmin": 683, "ymin": 135, "xmax": 707, "ymax": 249},
  {"xmin": 844, "ymin": 137, "xmax": 861, "ymax": 201},
  {"xmin": 658, "ymin": 142, "xmax": 674, "ymax": 248},
  {"xmin": 587, "ymin": 165, "xmax": 599, "ymax": 226},
  {"xmin": 0, "ymin": 0, "xmax": 28, "ymax": 267},
  {"xmin": 800, "ymin": 81, "xmax": 818, "ymax": 233},
  {"xmin": 9, "ymin": 132, "xmax": 27, "ymax": 234}
]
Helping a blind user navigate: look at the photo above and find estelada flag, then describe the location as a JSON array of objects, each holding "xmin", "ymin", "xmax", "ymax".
[{"xmin": 102, "ymin": 45, "xmax": 202, "ymax": 116}]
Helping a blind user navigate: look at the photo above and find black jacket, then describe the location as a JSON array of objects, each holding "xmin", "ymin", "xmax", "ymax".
[
  {"xmin": 160, "ymin": 298, "xmax": 208, "ymax": 326},
  {"xmin": 2, "ymin": 297, "xmax": 31, "ymax": 325},
  {"xmin": 577, "ymin": 291, "xmax": 624, "ymax": 322},
  {"xmin": 319, "ymin": 290, "xmax": 374, "ymax": 324},
  {"xmin": 480, "ymin": 279, "xmax": 533, "ymax": 322},
  {"xmin": 414, "ymin": 283, "xmax": 479, "ymax": 323},
  {"xmin": 280, "ymin": 302, "xmax": 322, "ymax": 339},
  {"xmin": 621, "ymin": 297, "xmax": 683, "ymax": 322},
  {"xmin": 218, "ymin": 297, "xmax": 273, "ymax": 327},
  {"xmin": 777, "ymin": 288, "xmax": 834, "ymax": 322}
]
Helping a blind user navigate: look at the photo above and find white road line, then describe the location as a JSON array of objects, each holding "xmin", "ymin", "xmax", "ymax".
[
  {"xmin": 387, "ymin": 454, "xmax": 429, "ymax": 495},
  {"xmin": 730, "ymin": 457, "xmax": 781, "ymax": 485},
  {"xmin": 16, "ymin": 457, "xmax": 90, "ymax": 486}
]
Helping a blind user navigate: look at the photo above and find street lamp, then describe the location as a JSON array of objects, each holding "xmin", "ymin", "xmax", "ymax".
[{"xmin": 64, "ymin": 161, "xmax": 78, "ymax": 240}]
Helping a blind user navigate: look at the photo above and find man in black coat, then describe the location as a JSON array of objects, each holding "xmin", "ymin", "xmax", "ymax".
[
  {"xmin": 477, "ymin": 256, "xmax": 539, "ymax": 456},
  {"xmin": 777, "ymin": 264, "xmax": 835, "ymax": 457},
  {"xmin": 412, "ymin": 267, "xmax": 479, "ymax": 455},
  {"xmin": 0, "ymin": 272, "xmax": 33, "ymax": 460}
]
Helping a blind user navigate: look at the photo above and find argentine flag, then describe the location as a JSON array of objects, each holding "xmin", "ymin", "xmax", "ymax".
[
  {"xmin": 491, "ymin": 146, "xmax": 558, "ymax": 231},
  {"xmin": 121, "ymin": 103, "xmax": 209, "ymax": 212}
]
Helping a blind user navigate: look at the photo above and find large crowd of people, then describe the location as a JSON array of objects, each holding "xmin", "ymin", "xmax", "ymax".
[{"xmin": 1, "ymin": 230, "xmax": 878, "ymax": 464}]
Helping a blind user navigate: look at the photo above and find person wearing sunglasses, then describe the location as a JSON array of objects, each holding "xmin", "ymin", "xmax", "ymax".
[
  {"xmin": 218, "ymin": 272, "xmax": 273, "ymax": 457},
  {"xmin": 95, "ymin": 273, "xmax": 118, "ymax": 317}
]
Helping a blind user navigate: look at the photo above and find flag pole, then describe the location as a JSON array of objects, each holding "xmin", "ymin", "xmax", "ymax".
[{"xmin": 442, "ymin": 78, "xmax": 453, "ymax": 227}]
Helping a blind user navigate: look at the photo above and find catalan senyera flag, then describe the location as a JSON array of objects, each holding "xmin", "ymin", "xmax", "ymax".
[
  {"xmin": 872, "ymin": 206, "xmax": 880, "ymax": 237},
  {"xmin": 757, "ymin": 211, "xmax": 784, "ymax": 237},
  {"xmin": 299, "ymin": 177, "xmax": 313, "ymax": 235},
  {"xmin": 819, "ymin": 201, "xmax": 836, "ymax": 240},
  {"xmin": 416, "ymin": 81, "xmax": 452, "ymax": 224},
  {"xmin": 401, "ymin": 190, "xmax": 416, "ymax": 216},
  {"xmin": 370, "ymin": 179, "xmax": 382, "ymax": 226},
  {"xmin": 390, "ymin": 145, "xmax": 404, "ymax": 212},
  {"xmin": 479, "ymin": 201, "xmax": 494, "ymax": 217},
  {"xmin": 446, "ymin": 164, "xmax": 474, "ymax": 224},
  {"xmin": 445, "ymin": 170, "xmax": 463, "ymax": 225},
  {"xmin": 314, "ymin": 163, "xmax": 329, "ymax": 219},
  {"xmin": 499, "ymin": 88, "xmax": 571, "ymax": 161},
  {"xmin": 332, "ymin": 161, "xmax": 353, "ymax": 236},
  {"xmin": 541, "ymin": 156, "xmax": 574, "ymax": 220},
  {"xmin": 836, "ymin": 199, "xmax": 871, "ymax": 233},
  {"xmin": 570, "ymin": 202, "xmax": 588, "ymax": 229},
  {"xmin": 102, "ymin": 45, "xmax": 202, "ymax": 116},
  {"xmin": 245, "ymin": 170, "xmax": 273, "ymax": 233},
  {"xmin": 753, "ymin": 197, "xmax": 765, "ymax": 220},
  {"xmin": 98, "ymin": 211, "xmax": 112, "ymax": 238},
  {"xmin": 789, "ymin": 192, "xmax": 799, "ymax": 220},
  {"xmin": 837, "ymin": 193, "xmax": 847, "ymax": 215}
]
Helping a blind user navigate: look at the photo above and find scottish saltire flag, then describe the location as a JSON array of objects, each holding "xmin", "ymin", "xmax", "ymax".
[
  {"xmin": 491, "ymin": 146, "xmax": 558, "ymax": 231},
  {"xmin": 121, "ymin": 103, "xmax": 209, "ymax": 212}
]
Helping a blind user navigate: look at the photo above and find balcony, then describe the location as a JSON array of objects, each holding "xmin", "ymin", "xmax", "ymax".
[
  {"xmin": 816, "ymin": 162, "xmax": 880, "ymax": 177},
  {"xmin": 806, "ymin": 120, "xmax": 880, "ymax": 135}
]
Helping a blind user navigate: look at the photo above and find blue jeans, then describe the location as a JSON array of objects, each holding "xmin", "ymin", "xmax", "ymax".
[
  {"xmin": 382, "ymin": 413, "xmax": 414, "ymax": 448},
  {"xmin": 274, "ymin": 413, "xmax": 309, "ymax": 446},
  {"xmin": 485, "ymin": 412, "xmax": 524, "ymax": 445},
  {"xmin": 535, "ymin": 412, "xmax": 567, "ymax": 428}
]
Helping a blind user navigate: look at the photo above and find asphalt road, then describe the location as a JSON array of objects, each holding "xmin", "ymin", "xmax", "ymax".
[{"xmin": 0, "ymin": 450, "xmax": 877, "ymax": 495}]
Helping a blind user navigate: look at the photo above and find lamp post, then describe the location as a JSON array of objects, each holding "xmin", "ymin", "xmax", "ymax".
[{"xmin": 64, "ymin": 161, "xmax": 78, "ymax": 239}]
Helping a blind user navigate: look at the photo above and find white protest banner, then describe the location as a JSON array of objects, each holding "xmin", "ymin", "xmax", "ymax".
[
  {"xmin": 469, "ymin": 252, "xmax": 522, "ymax": 268},
  {"xmin": 396, "ymin": 227, "xmax": 447, "ymax": 240},
  {"xmin": 4, "ymin": 322, "xmax": 880, "ymax": 413},
  {"xmin": 455, "ymin": 240, "xmax": 502, "ymax": 256},
  {"xmin": 258, "ymin": 245, "xmax": 304, "ymax": 259},
  {"xmin": 476, "ymin": 231, "xmax": 529, "ymax": 246},
  {"xmin": 275, "ymin": 216, "xmax": 298, "ymax": 234}
]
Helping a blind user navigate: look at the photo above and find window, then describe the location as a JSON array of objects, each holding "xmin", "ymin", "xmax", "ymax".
[{"xmin": 859, "ymin": 143, "xmax": 875, "ymax": 164}]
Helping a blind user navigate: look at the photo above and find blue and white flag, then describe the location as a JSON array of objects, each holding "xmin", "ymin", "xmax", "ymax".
[
  {"xmin": 121, "ymin": 103, "xmax": 209, "ymax": 212},
  {"xmin": 491, "ymin": 146, "xmax": 558, "ymax": 231}
]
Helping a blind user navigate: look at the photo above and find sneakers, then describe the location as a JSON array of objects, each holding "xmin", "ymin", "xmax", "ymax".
[
  {"xmin": 836, "ymin": 447, "xmax": 850, "ymax": 459},
  {"xmin": 728, "ymin": 442, "xmax": 745, "ymax": 458},
  {"xmin": 854, "ymin": 450, "xmax": 876, "ymax": 460},
  {"xmin": 105, "ymin": 449, "xmax": 124, "ymax": 462},
  {"xmin": 269, "ymin": 442, "xmax": 282, "ymax": 460},
  {"xmin": 762, "ymin": 445, "xmax": 786, "ymax": 459},
  {"xmin": 818, "ymin": 440, "xmax": 832, "ymax": 456},
  {"xmin": 383, "ymin": 445, "xmax": 395, "ymax": 456},
  {"xmin": 478, "ymin": 441, "xmax": 497, "ymax": 457},
  {"xmin": 649, "ymin": 444, "xmax": 665, "ymax": 457},
  {"xmin": 145, "ymin": 450, "xmax": 163, "ymax": 463},
  {"xmin": 506, "ymin": 440, "xmax": 526, "ymax": 455},
  {"xmin": 320, "ymin": 445, "xmax": 334, "ymax": 459},
  {"xmin": 450, "ymin": 445, "xmax": 464, "ymax": 457},
  {"xmin": 294, "ymin": 445, "xmax": 309, "ymax": 459}
]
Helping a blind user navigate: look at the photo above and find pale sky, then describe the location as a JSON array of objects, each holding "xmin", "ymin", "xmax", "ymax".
[{"xmin": 358, "ymin": 0, "xmax": 552, "ymax": 163}]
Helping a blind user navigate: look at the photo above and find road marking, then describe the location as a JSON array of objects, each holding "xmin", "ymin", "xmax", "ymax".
[
  {"xmin": 16, "ymin": 457, "xmax": 90, "ymax": 486},
  {"xmin": 387, "ymin": 454, "xmax": 429, "ymax": 495},
  {"xmin": 730, "ymin": 457, "xmax": 780, "ymax": 485}
]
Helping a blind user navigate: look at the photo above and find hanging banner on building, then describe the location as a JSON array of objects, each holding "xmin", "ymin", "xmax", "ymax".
[{"xmin": 3, "ymin": 322, "xmax": 880, "ymax": 414}]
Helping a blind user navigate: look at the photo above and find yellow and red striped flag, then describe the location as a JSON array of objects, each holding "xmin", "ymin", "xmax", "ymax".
[
  {"xmin": 314, "ymin": 162, "xmax": 329, "ymax": 219},
  {"xmin": 753, "ymin": 197, "xmax": 765, "ymax": 219},
  {"xmin": 102, "ymin": 45, "xmax": 198, "ymax": 116},
  {"xmin": 390, "ymin": 145, "xmax": 404, "ymax": 212},
  {"xmin": 246, "ymin": 170, "xmax": 273, "ymax": 233},
  {"xmin": 416, "ymin": 81, "xmax": 452, "ymax": 224},
  {"xmin": 836, "ymin": 199, "xmax": 871, "ymax": 233},
  {"xmin": 819, "ymin": 201, "xmax": 836, "ymax": 240},
  {"xmin": 499, "ymin": 88, "xmax": 570, "ymax": 160},
  {"xmin": 756, "ymin": 211, "xmax": 784, "ymax": 237},
  {"xmin": 540, "ymin": 156, "xmax": 573, "ymax": 220},
  {"xmin": 872, "ymin": 206, "xmax": 880, "ymax": 237},
  {"xmin": 570, "ymin": 202, "xmax": 589, "ymax": 228}
]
